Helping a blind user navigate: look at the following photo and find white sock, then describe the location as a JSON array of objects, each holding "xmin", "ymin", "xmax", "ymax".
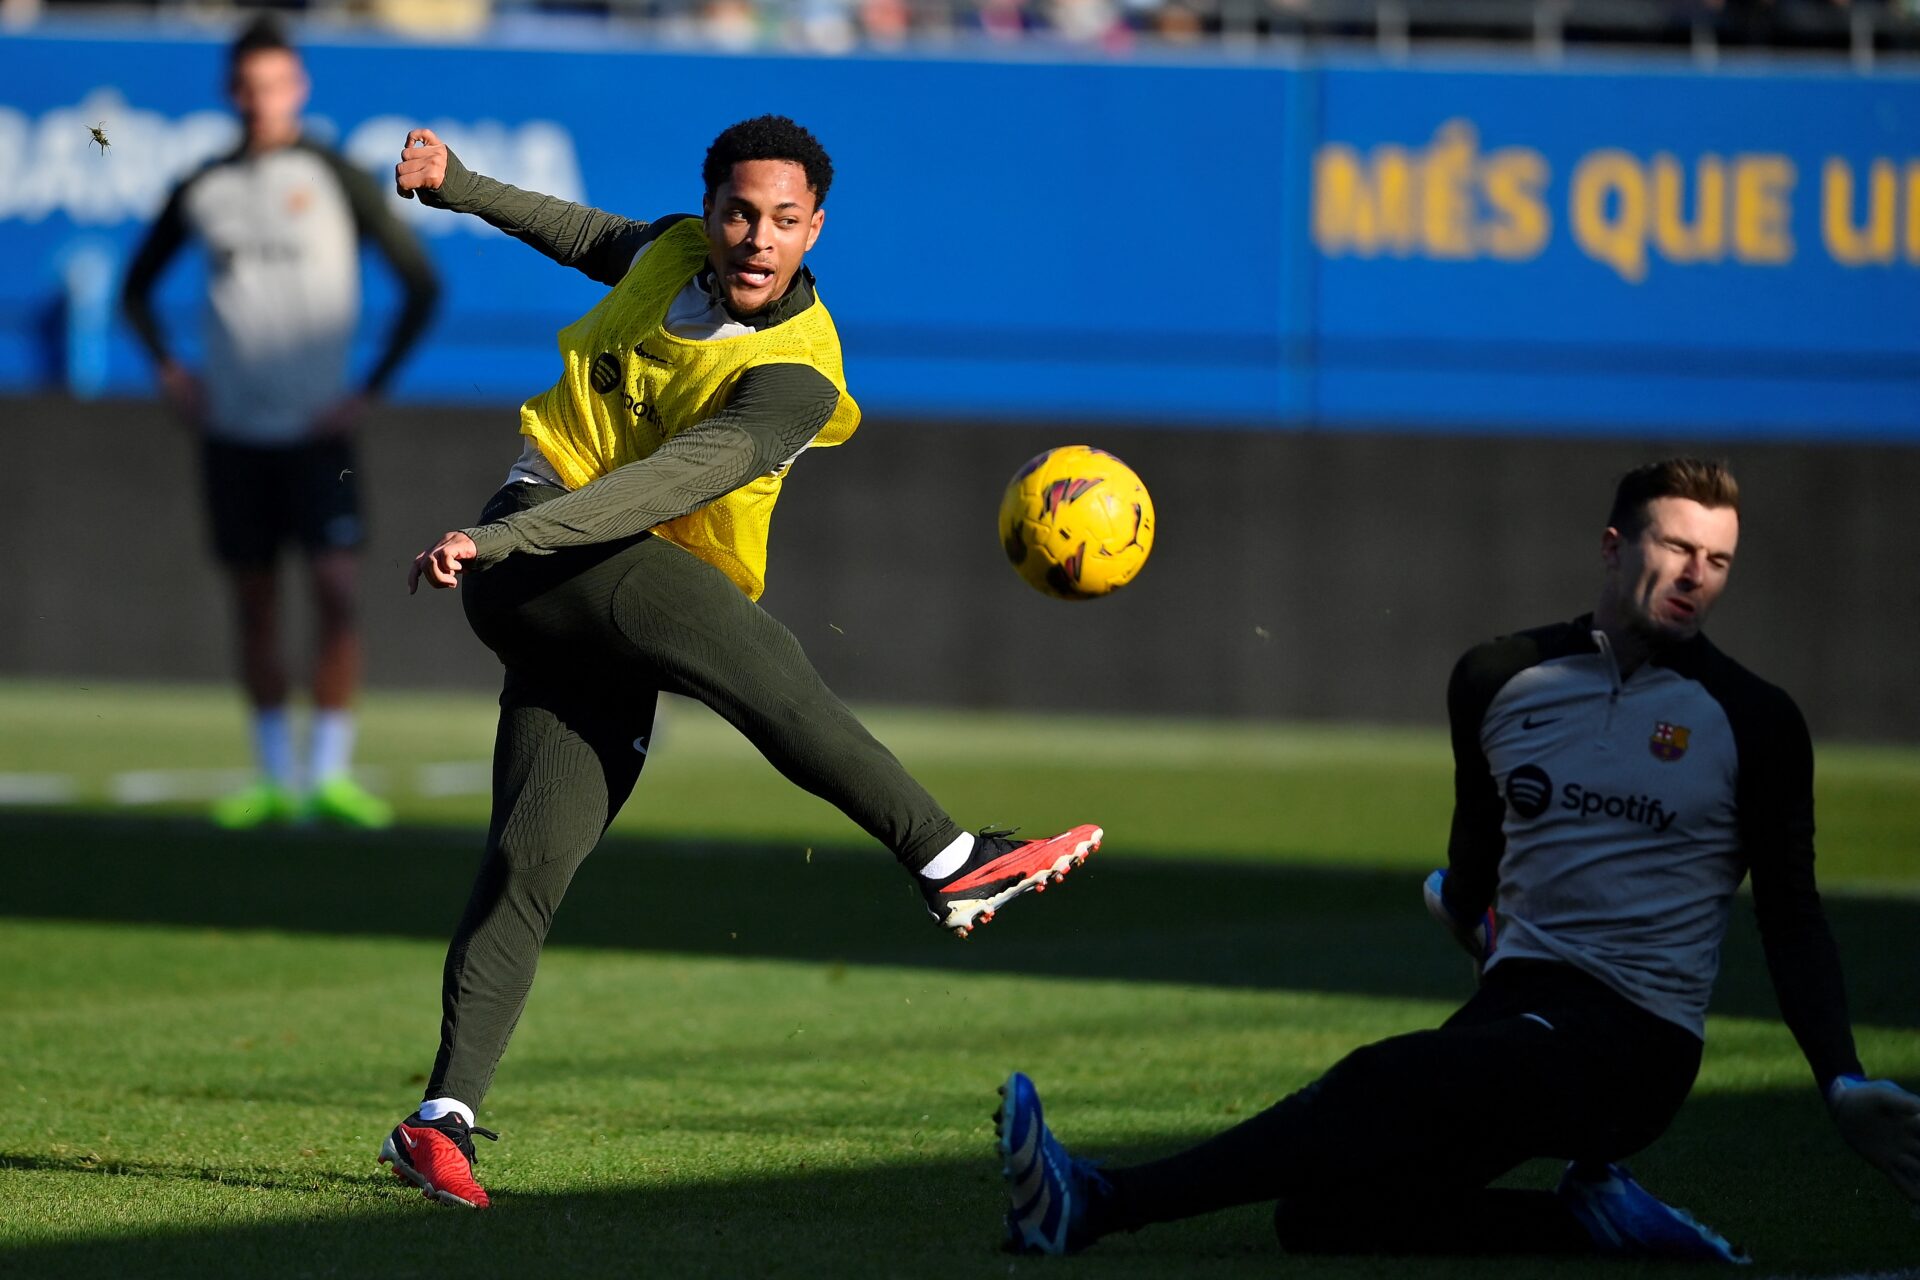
[
  {"xmin": 252, "ymin": 707, "xmax": 295, "ymax": 789},
  {"xmin": 918, "ymin": 831, "xmax": 975, "ymax": 880},
  {"xmin": 309, "ymin": 709, "xmax": 355, "ymax": 784},
  {"xmin": 417, "ymin": 1096, "xmax": 475, "ymax": 1127}
]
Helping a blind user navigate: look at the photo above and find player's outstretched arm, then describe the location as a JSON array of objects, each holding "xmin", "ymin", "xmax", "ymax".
[
  {"xmin": 409, "ymin": 531, "xmax": 477, "ymax": 593},
  {"xmin": 1828, "ymin": 1075, "xmax": 1920, "ymax": 1205},
  {"xmin": 458, "ymin": 364, "xmax": 837, "ymax": 570},
  {"xmin": 393, "ymin": 127, "xmax": 653, "ymax": 285}
]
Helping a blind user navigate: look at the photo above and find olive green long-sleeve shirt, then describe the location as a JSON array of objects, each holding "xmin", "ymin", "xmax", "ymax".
[{"xmin": 422, "ymin": 149, "xmax": 842, "ymax": 568}]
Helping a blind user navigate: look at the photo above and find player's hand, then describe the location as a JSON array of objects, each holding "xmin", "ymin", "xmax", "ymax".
[
  {"xmin": 394, "ymin": 128, "xmax": 449, "ymax": 201},
  {"xmin": 1424, "ymin": 868, "xmax": 1497, "ymax": 964},
  {"xmin": 1829, "ymin": 1076, "xmax": 1920, "ymax": 1205},
  {"xmin": 409, "ymin": 531, "xmax": 477, "ymax": 593},
  {"xmin": 311, "ymin": 393, "xmax": 368, "ymax": 439},
  {"xmin": 157, "ymin": 359, "xmax": 205, "ymax": 428}
]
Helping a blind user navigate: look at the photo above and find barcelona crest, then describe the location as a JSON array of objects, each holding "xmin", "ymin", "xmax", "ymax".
[{"xmin": 1650, "ymin": 722, "xmax": 1690, "ymax": 762}]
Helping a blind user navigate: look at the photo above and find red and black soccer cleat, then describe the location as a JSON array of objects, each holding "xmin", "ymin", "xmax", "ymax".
[
  {"xmin": 920, "ymin": 824, "xmax": 1102, "ymax": 939},
  {"xmin": 378, "ymin": 1112, "xmax": 499, "ymax": 1209}
]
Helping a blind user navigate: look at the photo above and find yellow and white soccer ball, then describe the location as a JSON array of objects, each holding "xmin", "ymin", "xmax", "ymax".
[{"xmin": 997, "ymin": 445, "xmax": 1155, "ymax": 600}]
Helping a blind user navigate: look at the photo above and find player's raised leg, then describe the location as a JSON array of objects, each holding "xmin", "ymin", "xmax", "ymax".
[
  {"xmin": 919, "ymin": 825, "xmax": 1102, "ymax": 938},
  {"xmin": 603, "ymin": 534, "xmax": 1100, "ymax": 937}
]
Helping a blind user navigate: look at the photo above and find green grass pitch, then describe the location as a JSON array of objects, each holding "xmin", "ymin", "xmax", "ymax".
[{"xmin": 1, "ymin": 680, "xmax": 1917, "ymax": 1277}]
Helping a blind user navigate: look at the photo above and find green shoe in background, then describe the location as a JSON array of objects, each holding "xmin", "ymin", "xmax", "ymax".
[
  {"xmin": 305, "ymin": 774, "xmax": 394, "ymax": 829},
  {"xmin": 210, "ymin": 781, "xmax": 301, "ymax": 830}
]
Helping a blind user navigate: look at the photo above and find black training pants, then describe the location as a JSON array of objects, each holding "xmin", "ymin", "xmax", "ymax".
[
  {"xmin": 425, "ymin": 483, "xmax": 960, "ymax": 1109},
  {"xmin": 1104, "ymin": 958, "xmax": 1704, "ymax": 1255}
]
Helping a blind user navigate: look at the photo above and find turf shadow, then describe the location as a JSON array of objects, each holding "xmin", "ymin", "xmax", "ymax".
[
  {"xmin": 0, "ymin": 1088, "xmax": 1912, "ymax": 1279},
  {"xmin": 0, "ymin": 1150, "xmax": 374, "ymax": 1197},
  {"xmin": 0, "ymin": 811, "xmax": 1914, "ymax": 1030}
]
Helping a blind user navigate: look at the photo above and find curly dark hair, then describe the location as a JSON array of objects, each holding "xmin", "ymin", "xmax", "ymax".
[{"xmin": 703, "ymin": 116, "xmax": 834, "ymax": 207}]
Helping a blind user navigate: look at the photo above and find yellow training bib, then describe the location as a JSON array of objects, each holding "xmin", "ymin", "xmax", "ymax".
[{"xmin": 518, "ymin": 218, "xmax": 860, "ymax": 599}]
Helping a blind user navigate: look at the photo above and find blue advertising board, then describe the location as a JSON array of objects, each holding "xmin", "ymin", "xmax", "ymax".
[
  {"xmin": 0, "ymin": 26, "xmax": 1914, "ymax": 437},
  {"xmin": 1308, "ymin": 61, "xmax": 1920, "ymax": 436}
]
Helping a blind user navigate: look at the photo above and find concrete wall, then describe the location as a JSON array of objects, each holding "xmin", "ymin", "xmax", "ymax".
[{"xmin": 5, "ymin": 395, "xmax": 1916, "ymax": 742}]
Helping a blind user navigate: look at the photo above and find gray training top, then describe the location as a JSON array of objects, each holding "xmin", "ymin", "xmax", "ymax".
[
  {"xmin": 1440, "ymin": 615, "xmax": 1862, "ymax": 1089},
  {"xmin": 122, "ymin": 138, "xmax": 439, "ymax": 444}
]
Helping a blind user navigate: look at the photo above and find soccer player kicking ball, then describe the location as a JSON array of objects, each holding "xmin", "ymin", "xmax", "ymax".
[
  {"xmin": 994, "ymin": 459, "xmax": 1920, "ymax": 1262},
  {"xmin": 376, "ymin": 116, "xmax": 1100, "ymax": 1209}
]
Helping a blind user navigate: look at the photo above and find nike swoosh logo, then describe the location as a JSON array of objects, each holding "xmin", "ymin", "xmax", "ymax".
[
  {"xmin": 1522, "ymin": 715, "xmax": 1560, "ymax": 730},
  {"xmin": 635, "ymin": 343, "xmax": 668, "ymax": 363},
  {"xmin": 400, "ymin": 1129, "xmax": 417, "ymax": 1150},
  {"xmin": 942, "ymin": 846, "xmax": 1041, "ymax": 893}
]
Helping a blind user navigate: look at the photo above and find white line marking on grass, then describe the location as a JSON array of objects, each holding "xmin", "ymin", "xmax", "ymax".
[
  {"xmin": 0, "ymin": 773, "xmax": 80, "ymax": 805},
  {"xmin": 3, "ymin": 766, "xmax": 491, "ymax": 808},
  {"xmin": 107, "ymin": 766, "xmax": 396, "ymax": 805},
  {"xmin": 109, "ymin": 768, "xmax": 257, "ymax": 804}
]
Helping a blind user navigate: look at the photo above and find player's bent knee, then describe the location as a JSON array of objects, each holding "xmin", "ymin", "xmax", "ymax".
[
  {"xmin": 492, "ymin": 791, "xmax": 608, "ymax": 873},
  {"xmin": 1316, "ymin": 1036, "xmax": 1420, "ymax": 1096}
]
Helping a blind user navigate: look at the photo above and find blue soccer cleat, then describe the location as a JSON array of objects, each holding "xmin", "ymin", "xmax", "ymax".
[
  {"xmin": 1556, "ymin": 1161, "xmax": 1750, "ymax": 1264},
  {"xmin": 995, "ymin": 1071, "xmax": 1111, "ymax": 1255}
]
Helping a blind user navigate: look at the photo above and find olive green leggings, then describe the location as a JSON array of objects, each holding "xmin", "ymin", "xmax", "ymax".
[{"xmin": 426, "ymin": 483, "xmax": 958, "ymax": 1109}]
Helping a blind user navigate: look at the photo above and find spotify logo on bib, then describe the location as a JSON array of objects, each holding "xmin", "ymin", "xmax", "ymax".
[
  {"xmin": 590, "ymin": 352, "xmax": 621, "ymax": 394},
  {"xmin": 1506, "ymin": 764, "xmax": 1553, "ymax": 820}
]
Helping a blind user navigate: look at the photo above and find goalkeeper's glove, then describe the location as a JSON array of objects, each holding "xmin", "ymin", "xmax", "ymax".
[
  {"xmin": 1423, "ymin": 868, "xmax": 1497, "ymax": 964},
  {"xmin": 1828, "ymin": 1074, "xmax": 1920, "ymax": 1206}
]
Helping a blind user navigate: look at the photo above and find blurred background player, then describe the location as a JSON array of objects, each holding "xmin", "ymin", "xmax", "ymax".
[
  {"xmin": 993, "ymin": 458, "xmax": 1920, "ymax": 1262},
  {"xmin": 375, "ymin": 115, "xmax": 1101, "ymax": 1209},
  {"xmin": 121, "ymin": 15, "xmax": 440, "ymax": 830}
]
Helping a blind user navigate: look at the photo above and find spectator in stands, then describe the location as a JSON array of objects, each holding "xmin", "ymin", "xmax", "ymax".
[{"xmin": 859, "ymin": 0, "xmax": 915, "ymax": 44}]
